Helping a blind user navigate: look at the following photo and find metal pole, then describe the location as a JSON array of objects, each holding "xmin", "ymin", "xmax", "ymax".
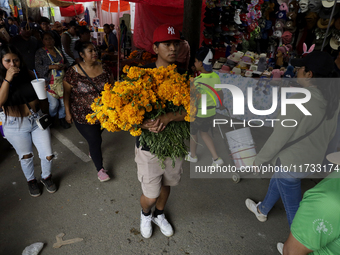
[
  {"xmin": 321, "ymin": 1, "xmax": 337, "ymax": 51},
  {"xmin": 117, "ymin": 0, "xmax": 120, "ymax": 81},
  {"xmin": 183, "ymin": 0, "xmax": 203, "ymax": 71}
]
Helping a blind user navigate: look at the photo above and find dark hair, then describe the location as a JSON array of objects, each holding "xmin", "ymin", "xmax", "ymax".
[
  {"xmin": 154, "ymin": 42, "xmax": 160, "ymax": 47},
  {"xmin": 74, "ymin": 40, "xmax": 94, "ymax": 60},
  {"xmin": 39, "ymin": 16, "xmax": 50, "ymax": 24},
  {"xmin": 7, "ymin": 17, "xmax": 13, "ymax": 21},
  {"xmin": 67, "ymin": 20, "xmax": 78, "ymax": 28},
  {"xmin": 42, "ymin": 31, "xmax": 54, "ymax": 40},
  {"xmin": 103, "ymin": 23, "xmax": 110, "ymax": 29},
  {"xmin": 78, "ymin": 26, "xmax": 90, "ymax": 35},
  {"xmin": 0, "ymin": 44, "xmax": 31, "ymax": 118}
]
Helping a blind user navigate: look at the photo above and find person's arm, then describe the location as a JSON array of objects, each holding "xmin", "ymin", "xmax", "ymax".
[
  {"xmin": 185, "ymin": 42, "xmax": 190, "ymax": 70},
  {"xmin": 0, "ymin": 66, "xmax": 20, "ymax": 107},
  {"xmin": 283, "ymin": 233, "xmax": 313, "ymax": 255},
  {"xmin": 109, "ymin": 72, "xmax": 115, "ymax": 84},
  {"xmin": 26, "ymin": 70, "xmax": 49, "ymax": 114},
  {"xmin": 58, "ymin": 47, "xmax": 70, "ymax": 69},
  {"xmin": 100, "ymin": 35, "xmax": 108, "ymax": 50},
  {"xmin": 35, "ymin": 50, "xmax": 55, "ymax": 79},
  {"xmin": 109, "ymin": 33, "xmax": 118, "ymax": 52},
  {"xmin": 63, "ymin": 80, "xmax": 73, "ymax": 124},
  {"xmin": 144, "ymin": 110, "xmax": 187, "ymax": 133},
  {"xmin": 254, "ymin": 93, "xmax": 306, "ymax": 165},
  {"xmin": 61, "ymin": 33, "xmax": 75, "ymax": 59}
]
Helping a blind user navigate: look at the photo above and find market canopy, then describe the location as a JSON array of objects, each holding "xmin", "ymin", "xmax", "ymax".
[
  {"xmin": 58, "ymin": 0, "xmax": 101, "ymax": 2},
  {"xmin": 121, "ymin": 0, "xmax": 183, "ymax": 8},
  {"xmin": 26, "ymin": 0, "xmax": 72, "ymax": 7}
]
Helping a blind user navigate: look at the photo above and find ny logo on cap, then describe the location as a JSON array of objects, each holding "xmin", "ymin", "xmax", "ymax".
[{"xmin": 168, "ymin": 26, "xmax": 175, "ymax": 35}]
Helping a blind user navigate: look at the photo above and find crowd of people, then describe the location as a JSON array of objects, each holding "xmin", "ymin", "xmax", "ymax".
[{"xmin": 0, "ymin": 12, "xmax": 339, "ymax": 254}]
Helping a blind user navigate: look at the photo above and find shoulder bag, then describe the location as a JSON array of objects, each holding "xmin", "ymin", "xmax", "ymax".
[{"xmin": 77, "ymin": 64, "xmax": 101, "ymax": 94}]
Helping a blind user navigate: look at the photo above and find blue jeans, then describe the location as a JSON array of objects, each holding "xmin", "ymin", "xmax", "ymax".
[
  {"xmin": 3, "ymin": 115, "xmax": 53, "ymax": 181},
  {"xmin": 258, "ymin": 159, "xmax": 311, "ymax": 228},
  {"xmin": 47, "ymin": 92, "xmax": 66, "ymax": 119}
]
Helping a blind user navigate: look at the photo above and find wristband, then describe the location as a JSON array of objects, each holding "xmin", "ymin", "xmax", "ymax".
[{"xmin": 4, "ymin": 79, "xmax": 10, "ymax": 84}]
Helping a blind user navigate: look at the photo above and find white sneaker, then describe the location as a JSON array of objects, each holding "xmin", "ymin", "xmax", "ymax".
[
  {"xmin": 277, "ymin": 242, "xmax": 284, "ymax": 254},
  {"xmin": 212, "ymin": 157, "xmax": 224, "ymax": 167},
  {"xmin": 245, "ymin": 199, "xmax": 267, "ymax": 222},
  {"xmin": 152, "ymin": 214, "xmax": 174, "ymax": 237},
  {"xmin": 140, "ymin": 211, "xmax": 152, "ymax": 238},
  {"xmin": 185, "ymin": 152, "xmax": 198, "ymax": 163}
]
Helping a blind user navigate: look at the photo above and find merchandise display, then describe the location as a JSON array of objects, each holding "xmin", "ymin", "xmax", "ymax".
[{"xmin": 203, "ymin": 0, "xmax": 340, "ymax": 79}]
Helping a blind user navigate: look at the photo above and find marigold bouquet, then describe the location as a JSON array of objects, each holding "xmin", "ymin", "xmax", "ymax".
[{"xmin": 86, "ymin": 64, "xmax": 198, "ymax": 167}]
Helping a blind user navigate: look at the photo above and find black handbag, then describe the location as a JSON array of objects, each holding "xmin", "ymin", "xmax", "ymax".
[
  {"xmin": 35, "ymin": 113, "xmax": 53, "ymax": 130},
  {"xmin": 24, "ymin": 101, "xmax": 53, "ymax": 130}
]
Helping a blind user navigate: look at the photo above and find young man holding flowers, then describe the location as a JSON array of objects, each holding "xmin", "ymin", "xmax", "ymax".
[{"xmin": 136, "ymin": 24, "xmax": 187, "ymax": 238}]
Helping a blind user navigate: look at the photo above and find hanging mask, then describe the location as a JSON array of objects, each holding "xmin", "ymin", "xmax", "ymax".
[{"xmin": 299, "ymin": 0, "xmax": 309, "ymax": 13}]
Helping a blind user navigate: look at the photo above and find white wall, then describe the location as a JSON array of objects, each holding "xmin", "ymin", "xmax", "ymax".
[
  {"xmin": 41, "ymin": 2, "xmax": 97, "ymax": 25},
  {"xmin": 40, "ymin": 1, "xmax": 135, "ymax": 32}
]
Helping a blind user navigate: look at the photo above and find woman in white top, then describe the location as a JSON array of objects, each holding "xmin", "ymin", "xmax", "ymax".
[{"xmin": 61, "ymin": 20, "xmax": 79, "ymax": 65}]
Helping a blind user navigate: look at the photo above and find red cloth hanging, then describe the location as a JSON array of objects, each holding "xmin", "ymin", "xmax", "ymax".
[
  {"xmin": 122, "ymin": 0, "xmax": 183, "ymax": 8},
  {"xmin": 102, "ymin": 0, "xmax": 110, "ymax": 12},
  {"xmin": 60, "ymin": 4, "xmax": 84, "ymax": 17},
  {"xmin": 133, "ymin": 3, "xmax": 205, "ymax": 54},
  {"xmin": 102, "ymin": 1, "xmax": 130, "ymax": 13},
  {"xmin": 58, "ymin": 0, "xmax": 100, "ymax": 2},
  {"xmin": 120, "ymin": 1, "xmax": 130, "ymax": 12},
  {"xmin": 110, "ymin": 2, "xmax": 118, "ymax": 12}
]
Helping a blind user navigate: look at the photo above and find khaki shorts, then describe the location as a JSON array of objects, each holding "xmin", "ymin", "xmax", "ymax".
[{"xmin": 134, "ymin": 146, "xmax": 183, "ymax": 199}]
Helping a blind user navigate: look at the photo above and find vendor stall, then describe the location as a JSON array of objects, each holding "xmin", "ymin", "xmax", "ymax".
[{"xmin": 199, "ymin": 0, "xmax": 340, "ymax": 127}]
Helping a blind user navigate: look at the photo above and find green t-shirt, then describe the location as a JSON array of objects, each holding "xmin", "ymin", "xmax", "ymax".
[
  {"xmin": 194, "ymin": 72, "xmax": 221, "ymax": 118},
  {"xmin": 291, "ymin": 171, "xmax": 340, "ymax": 254}
]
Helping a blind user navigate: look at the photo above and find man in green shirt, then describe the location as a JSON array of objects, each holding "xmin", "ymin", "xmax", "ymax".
[{"xmin": 279, "ymin": 151, "xmax": 340, "ymax": 254}]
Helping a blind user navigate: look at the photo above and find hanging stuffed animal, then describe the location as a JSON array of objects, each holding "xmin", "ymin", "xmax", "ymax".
[{"xmin": 302, "ymin": 43, "xmax": 315, "ymax": 57}]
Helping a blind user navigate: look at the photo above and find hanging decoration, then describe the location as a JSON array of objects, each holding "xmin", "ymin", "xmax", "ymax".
[
  {"xmin": 60, "ymin": 4, "xmax": 84, "ymax": 16},
  {"xmin": 102, "ymin": 0, "xmax": 130, "ymax": 13},
  {"xmin": 58, "ymin": 0, "xmax": 100, "ymax": 2}
]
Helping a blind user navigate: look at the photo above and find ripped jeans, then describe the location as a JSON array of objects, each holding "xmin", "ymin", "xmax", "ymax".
[{"xmin": 3, "ymin": 115, "xmax": 53, "ymax": 181}]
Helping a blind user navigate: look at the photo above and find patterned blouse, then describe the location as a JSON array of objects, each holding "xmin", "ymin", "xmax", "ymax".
[
  {"xmin": 64, "ymin": 64, "xmax": 111, "ymax": 124},
  {"xmin": 35, "ymin": 47, "xmax": 65, "ymax": 83}
]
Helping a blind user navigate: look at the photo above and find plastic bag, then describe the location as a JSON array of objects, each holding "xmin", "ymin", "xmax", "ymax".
[{"xmin": 22, "ymin": 242, "xmax": 44, "ymax": 255}]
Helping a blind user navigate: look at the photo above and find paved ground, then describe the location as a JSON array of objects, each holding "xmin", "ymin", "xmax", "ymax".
[{"xmin": 0, "ymin": 116, "xmax": 319, "ymax": 255}]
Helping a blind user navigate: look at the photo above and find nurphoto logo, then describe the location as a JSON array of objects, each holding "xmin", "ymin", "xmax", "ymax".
[{"xmin": 200, "ymin": 84, "xmax": 312, "ymax": 128}]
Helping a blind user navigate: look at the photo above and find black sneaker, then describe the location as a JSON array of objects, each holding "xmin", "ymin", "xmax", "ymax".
[
  {"xmin": 41, "ymin": 175, "xmax": 57, "ymax": 193},
  {"xmin": 28, "ymin": 179, "xmax": 41, "ymax": 197},
  {"xmin": 59, "ymin": 118, "xmax": 71, "ymax": 129}
]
